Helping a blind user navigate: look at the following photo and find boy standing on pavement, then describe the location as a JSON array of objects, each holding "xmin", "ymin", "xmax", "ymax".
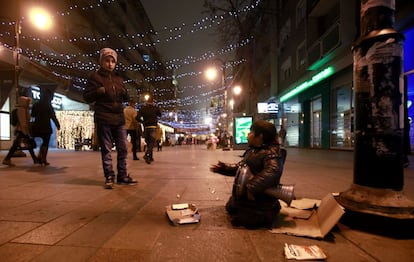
[
  {"xmin": 136, "ymin": 95, "xmax": 161, "ymax": 164},
  {"xmin": 83, "ymin": 47, "xmax": 137, "ymax": 189}
]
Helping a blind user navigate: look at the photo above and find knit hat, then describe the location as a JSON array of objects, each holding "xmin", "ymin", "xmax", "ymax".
[{"xmin": 99, "ymin": 48, "xmax": 117, "ymax": 64}]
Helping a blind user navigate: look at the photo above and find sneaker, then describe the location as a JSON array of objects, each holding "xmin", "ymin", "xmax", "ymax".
[
  {"xmin": 105, "ymin": 176, "xmax": 114, "ymax": 189},
  {"xmin": 143, "ymin": 155, "xmax": 151, "ymax": 164},
  {"xmin": 2, "ymin": 159, "xmax": 15, "ymax": 166},
  {"xmin": 117, "ymin": 174, "xmax": 138, "ymax": 185}
]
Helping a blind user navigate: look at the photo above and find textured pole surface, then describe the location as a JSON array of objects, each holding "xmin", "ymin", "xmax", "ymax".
[
  {"xmin": 353, "ymin": 0, "xmax": 404, "ymax": 190},
  {"xmin": 338, "ymin": 0, "xmax": 414, "ymax": 218}
]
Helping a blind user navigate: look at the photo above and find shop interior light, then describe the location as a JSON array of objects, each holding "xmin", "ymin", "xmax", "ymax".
[{"xmin": 280, "ymin": 66, "xmax": 334, "ymax": 102}]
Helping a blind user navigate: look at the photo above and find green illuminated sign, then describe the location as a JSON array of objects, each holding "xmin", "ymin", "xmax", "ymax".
[
  {"xmin": 234, "ymin": 116, "xmax": 253, "ymax": 144},
  {"xmin": 280, "ymin": 66, "xmax": 334, "ymax": 102}
]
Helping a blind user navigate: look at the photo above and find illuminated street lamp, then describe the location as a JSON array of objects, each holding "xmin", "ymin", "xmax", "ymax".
[
  {"xmin": 229, "ymin": 85, "xmax": 242, "ymax": 145},
  {"xmin": 29, "ymin": 7, "xmax": 52, "ymax": 30},
  {"xmin": 233, "ymin": 85, "xmax": 242, "ymax": 96},
  {"xmin": 205, "ymin": 58, "xmax": 231, "ymax": 150},
  {"xmin": 14, "ymin": 4, "xmax": 52, "ymax": 101}
]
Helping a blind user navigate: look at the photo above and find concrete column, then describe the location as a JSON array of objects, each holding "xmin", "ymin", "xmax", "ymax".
[{"xmin": 338, "ymin": 0, "xmax": 414, "ymax": 219}]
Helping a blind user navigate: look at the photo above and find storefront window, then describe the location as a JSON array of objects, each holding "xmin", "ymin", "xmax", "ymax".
[
  {"xmin": 0, "ymin": 98, "xmax": 11, "ymax": 140},
  {"xmin": 331, "ymin": 85, "xmax": 353, "ymax": 148},
  {"xmin": 311, "ymin": 97, "xmax": 322, "ymax": 148},
  {"xmin": 283, "ymin": 101, "xmax": 300, "ymax": 147}
]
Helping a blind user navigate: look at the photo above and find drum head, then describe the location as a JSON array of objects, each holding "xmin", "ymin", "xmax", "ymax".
[{"xmin": 233, "ymin": 164, "xmax": 253, "ymax": 199}]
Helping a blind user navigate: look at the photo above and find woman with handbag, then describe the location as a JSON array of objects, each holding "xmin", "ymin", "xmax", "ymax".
[
  {"xmin": 2, "ymin": 96, "xmax": 39, "ymax": 166},
  {"xmin": 31, "ymin": 88, "xmax": 60, "ymax": 166}
]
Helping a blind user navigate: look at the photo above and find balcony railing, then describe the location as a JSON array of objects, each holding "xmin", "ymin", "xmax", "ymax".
[{"xmin": 307, "ymin": 22, "xmax": 340, "ymax": 68}]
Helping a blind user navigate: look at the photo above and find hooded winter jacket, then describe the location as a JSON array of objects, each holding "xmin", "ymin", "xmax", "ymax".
[
  {"xmin": 83, "ymin": 68, "xmax": 128, "ymax": 125},
  {"xmin": 242, "ymin": 143, "xmax": 284, "ymax": 204}
]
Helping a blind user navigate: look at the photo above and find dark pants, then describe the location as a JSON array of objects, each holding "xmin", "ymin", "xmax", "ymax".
[
  {"xmin": 126, "ymin": 129, "xmax": 138, "ymax": 159},
  {"xmin": 97, "ymin": 123, "xmax": 128, "ymax": 178},
  {"xmin": 225, "ymin": 196, "xmax": 280, "ymax": 229},
  {"xmin": 144, "ymin": 127, "xmax": 156, "ymax": 159},
  {"xmin": 137, "ymin": 134, "xmax": 142, "ymax": 152},
  {"xmin": 5, "ymin": 131, "xmax": 37, "ymax": 162},
  {"xmin": 157, "ymin": 140, "xmax": 162, "ymax": 151},
  {"xmin": 35, "ymin": 133, "xmax": 51, "ymax": 163}
]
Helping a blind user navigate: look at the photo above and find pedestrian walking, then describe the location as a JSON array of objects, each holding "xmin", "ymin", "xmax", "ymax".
[
  {"xmin": 210, "ymin": 120, "xmax": 287, "ymax": 229},
  {"xmin": 156, "ymin": 124, "xmax": 163, "ymax": 151},
  {"xmin": 137, "ymin": 122, "xmax": 143, "ymax": 152},
  {"xmin": 83, "ymin": 47, "xmax": 137, "ymax": 189},
  {"xmin": 124, "ymin": 99, "xmax": 139, "ymax": 160},
  {"xmin": 278, "ymin": 125, "xmax": 287, "ymax": 146},
  {"xmin": 2, "ymin": 96, "xmax": 38, "ymax": 166},
  {"xmin": 31, "ymin": 89, "xmax": 61, "ymax": 166},
  {"xmin": 136, "ymin": 95, "xmax": 161, "ymax": 164}
]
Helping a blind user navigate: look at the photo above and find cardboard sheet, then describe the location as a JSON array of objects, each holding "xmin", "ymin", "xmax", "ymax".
[
  {"xmin": 166, "ymin": 203, "xmax": 200, "ymax": 225},
  {"xmin": 290, "ymin": 198, "xmax": 321, "ymax": 210},
  {"xmin": 271, "ymin": 194, "xmax": 345, "ymax": 238}
]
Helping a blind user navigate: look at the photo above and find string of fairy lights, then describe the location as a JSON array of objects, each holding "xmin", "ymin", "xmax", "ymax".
[{"xmin": 0, "ymin": 0, "xmax": 261, "ymax": 123}]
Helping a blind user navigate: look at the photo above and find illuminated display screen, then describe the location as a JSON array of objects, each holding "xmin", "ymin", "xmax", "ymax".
[{"xmin": 234, "ymin": 116, "xmax": 252, "ymax": 145}]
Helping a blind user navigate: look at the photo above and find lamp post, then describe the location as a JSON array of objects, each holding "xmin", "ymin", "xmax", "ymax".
[
  {"xmin": 205, "ymin": 58, "xmax": 231, "ymax": 150},
  {"xmin": 229, "ymin": 85, "xmax": 242, "ymax": 148},
  {"xmin": 14, "ymin": 1, "xmax": 21, "ymax": 102},
  {"xmin": 14, "ymin": 3, "xmax": 52, "ymax": 101}
]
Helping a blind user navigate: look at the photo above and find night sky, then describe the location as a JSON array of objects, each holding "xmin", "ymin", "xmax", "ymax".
[{"xmin": 141, "ymin": 0, "xmax": 226, "ymax": 112}]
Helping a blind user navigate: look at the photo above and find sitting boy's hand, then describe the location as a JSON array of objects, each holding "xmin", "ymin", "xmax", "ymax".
[
  {"xmin": 210, "ymin": 161, "xmax": 237, "ymax": 176},
  {"xmin": 210, "ymin": 161, "xmax": 225, "ymax": 173}
]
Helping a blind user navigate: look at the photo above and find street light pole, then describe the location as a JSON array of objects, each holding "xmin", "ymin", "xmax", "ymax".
[
  {"xmin": 205, "ymin": 58, "xmax": 231, "ymax": 149},
  {"xmin": 14, "ymin": 0, "xmax": 21, "ymax": 102},
  {"xmin": 221, "ymin": 61, "xmax": 230, "ymax": 150}
]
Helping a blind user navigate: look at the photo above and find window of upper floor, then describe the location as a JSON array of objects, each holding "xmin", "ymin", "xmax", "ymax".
[
  {"xmin": 296, "ymin": 41, "xmax": 306, "ymax": 69},
  {"xmin": 296, "ymin": 0, "xmax": 306, "ymax": 27},
  {"xmin": 281, "ymin": 57, "xmax": 292, "ymax": 81},
  {"xmin": 279, "ymin": 19, "xmax": 291, "ymax": 54}
]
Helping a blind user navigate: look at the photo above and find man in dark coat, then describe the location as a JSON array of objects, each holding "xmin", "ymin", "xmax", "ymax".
[
  {"xmin": 136, "ymin": 96, "xmax": 161, "ymax": 164},
  {"xmin": 31, "ymin": 89, "xmax": 60, "ymax": 166}
]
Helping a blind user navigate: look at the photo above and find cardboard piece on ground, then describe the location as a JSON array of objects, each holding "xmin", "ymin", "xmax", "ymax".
[
  {"xmin": 271, "ymin": 194, "xmax": 345, "ymax": 238},
  {"xmin": 281, "ymin": 207, "xmax": 314, "ymax": 220},
  {"xmin": 290, "ymin": 198, "xmax": 321, "ymax": 210},
  {"xmin": 166, "ymin": 203, "xmax": 200, "ymax": 225}
]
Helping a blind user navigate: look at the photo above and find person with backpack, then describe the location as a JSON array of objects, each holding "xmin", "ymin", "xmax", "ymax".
[{"xmin": 2, "ymin": 96, "xmax": 39, "ymax": 166}]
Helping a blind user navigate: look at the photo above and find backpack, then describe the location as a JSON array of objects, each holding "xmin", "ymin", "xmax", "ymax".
[{"xmin": 11, "ymin": 108, "xmax": 19, "ymax": 126}]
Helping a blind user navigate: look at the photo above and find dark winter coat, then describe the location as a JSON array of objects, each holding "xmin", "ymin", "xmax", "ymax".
[
  {"xmin": 31, "ymin": 98, "xmax": 60, "ymax": 136},
  {"xmin": 242, "ymin": 143, "xmax": 284, "ymax": 205},
  {"xmin": 136, "ymin": 103, "xmax": 161, "ymax": 127},
  {"xmin": 225, "ymin": 143, "xmax": 285, "ymax": 228},
  {"xmin": 83, "ymin": 68, "xmax": 128, "ymax": 126}
]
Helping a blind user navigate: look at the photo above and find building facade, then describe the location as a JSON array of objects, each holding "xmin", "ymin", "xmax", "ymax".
[
  {"xmin": 274, "ymin": 0, "xmax": 414, "ymax": 150},
  {"xmin": 0, "ymin": 1, "xmax": 171, "ymax": 150}
]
